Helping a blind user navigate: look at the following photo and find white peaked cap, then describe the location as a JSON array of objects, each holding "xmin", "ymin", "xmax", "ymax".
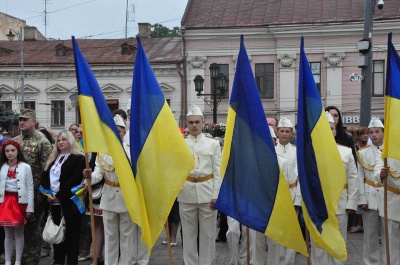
[
  {"xmin": 326, "ymin": 111, "xmax": 335, "ymax": 124},
  {"xmin": 269, "ymin": 126, "xmax": 277, "ymax": 139},
  {"xmin": 187, "ymin": 105, "xmax": 203, "ymax": 118},
  {"xmin": 368, "ymin": 118, "xmax": 384, "ymax": 129},
  {"xmin": 114, "ymin": 114, "xmax": 125, "ymax": 128},
  {"xmin": 126, "ymin": 98, "xmax": 131, "ymax": 111},
  {"xmin": 278, "ymin": 117, "xmax": 293, "ymax": 128}
]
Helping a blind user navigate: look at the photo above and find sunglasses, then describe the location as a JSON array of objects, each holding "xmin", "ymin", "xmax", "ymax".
[
  {"xmin": 69, "ymin": 129, "xmax": 79, "ymax": 133},
  {"xmin": 184, "ymin": 131, "xmax": 190, "ymax": 134},
  {"xmin": 77, "ymin": 131, "xmax": 83, "ymax": 134}
]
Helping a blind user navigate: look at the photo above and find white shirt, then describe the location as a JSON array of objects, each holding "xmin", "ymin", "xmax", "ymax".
[{"xmin": 50, "ymin": 154, "xmax": 70, "ymax": 194}]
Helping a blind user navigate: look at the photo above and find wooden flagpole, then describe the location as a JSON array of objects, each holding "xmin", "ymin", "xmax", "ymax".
[
  {"xmin": 166, "ymin": 221, "xmax": 173, "ymax": 265},
  {"xmin": 84, "ymin": 153, "xmax": 97, "ymax": 265},
  {"xmin": 383, "ymin": 158, "xmax": 390, "ymax": 265}
]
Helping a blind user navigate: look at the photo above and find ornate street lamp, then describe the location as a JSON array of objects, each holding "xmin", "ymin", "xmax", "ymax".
[
  {"xmin": 6, "ymin": 28, "xmax": 24, "ymax": 109},
  {"xmin": 193, "ymin": 64, "xmax": 229, "ymax": 124}
]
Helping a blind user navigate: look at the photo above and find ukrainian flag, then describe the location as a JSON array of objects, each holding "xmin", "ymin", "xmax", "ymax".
[
  {"xmin": 297, "ymin": 36, "xmax": 347, "ymax": 260},
  {"xmin": 129, "ymin": 37, "xmax": 194, "ymax": 250},
  {"xmin": 383, "ymin": 32, "xmax": 400, "ymax": 160},
  {"xmin": 214, "ymin": 35, "xmax": 307, "ymax": 256},
  {"xmin": 72, "ymin": 36, "xmax": 149, "ymax": 244}
]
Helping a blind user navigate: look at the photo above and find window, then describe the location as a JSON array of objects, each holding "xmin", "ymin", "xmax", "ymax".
[
  {"xmin": 1, "ymin": 101, "xmax": 12, "ymax": 112},
  {"xmin": 106, "ymin": 99, "xmax": 119, "ymax": 114},
  {"xmin": 210, "ymin": 64, "xmax": 230, "ymax": 99},
  {"xmin": 309, "ymin": 62, "xmax": 321, "ymax": 95},
  {"xmin": 24, "ymin": 101, "xmax": 35, "ymax": 110},
  {"xmin": 373, "ymin": 60, "xmax": 384, "ymax": 96},
  {"xmin": 51, "ymin": 101, "xmax": 65, "ymax": 126},
  {"xmin": 255, "ymin": 63, "xmax": 274, "ymax": 99}
]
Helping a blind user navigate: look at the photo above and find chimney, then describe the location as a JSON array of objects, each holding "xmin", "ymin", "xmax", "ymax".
[
  {"xmin": 138, "ymin": 23, "xmax": 151, "ymax": 39},
  {"xmin": 23, "ymin": 26, "xmax": 38, "ymax": 41}
]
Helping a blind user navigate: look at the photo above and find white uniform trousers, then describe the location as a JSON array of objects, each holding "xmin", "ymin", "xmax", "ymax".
[
  {"xmin": 363, "ymin": 209, "xmax": 383, "ymax": 265},
  {"xmin": 132, "ymin": 223, "xmax": 149, "ymax": 265},
  {"xmin": 179, "ymin": 202, "xmax": 217, "ymax": 265},
  {"xmin": 227, "ymin": 217, "xmax": 248, "ymax": 265},
  {"xmin": 103, "ymin": 210, "xmax": 134, "ymax": 265},
  {"xmin": 250, "ymin": 230, "xmax": 285, "ymax": 265},
  {"xmin": 310, "ymin": 214, "xmax": 347, "ymax": 265},
  {"xmin": 284, "ymin": 245, "xmax": 297, "ymax": 265}
]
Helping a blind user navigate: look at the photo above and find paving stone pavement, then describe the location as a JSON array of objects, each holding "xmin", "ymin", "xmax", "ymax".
[{"xmin": 39, "ymin": 229, "xmax": 365, "ymax": 265}]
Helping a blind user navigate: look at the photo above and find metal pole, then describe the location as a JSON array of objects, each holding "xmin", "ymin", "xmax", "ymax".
[
  {"xmin": 360, "ymin": 0, "xmax": 375, "ymax": 127},
  {"xmin": 213, "ymin": 77, "xmax": 217, "ymax": 124},
  {"xmin": 19, "ymin": 27, "xmax": 25, "ymax": 109}
]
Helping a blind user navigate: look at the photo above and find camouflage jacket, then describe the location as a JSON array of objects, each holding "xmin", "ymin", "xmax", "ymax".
[{"xmin": 14, "ymin": 130, "xmax": 53, "ymax": 190}]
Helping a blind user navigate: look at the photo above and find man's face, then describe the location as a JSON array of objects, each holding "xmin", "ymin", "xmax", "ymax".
[
  {"xmin": 19, "ymin": 117, "xmax": 36, "ymax": 132},
  {"xmin": 186, "ymin": 116, "xmax": 204, "ymax": 136},
  {"xmin": 267, "ymin": 118, "xmax": 278, "ymax": 135},
  {"xmin": 117, "ymin": 126, "xmax": 126, "ymax": 142},
  {"xmin": 328, "ymin": 109, "xmax": 339, "ymax": 126},
  {"xmin": 368, "ymin": 127, "xmax": 384, "ymax": 146},
  {"xmin": 277, "ymin": 127, "xmax": 292, "ymax": 145}
]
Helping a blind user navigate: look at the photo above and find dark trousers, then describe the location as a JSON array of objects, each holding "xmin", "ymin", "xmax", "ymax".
[{"xmin": 52, "ymin": 203, "xmax": 83, "ymax": 265}]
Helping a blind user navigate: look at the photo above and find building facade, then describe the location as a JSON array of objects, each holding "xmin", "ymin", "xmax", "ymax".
[{"xmin": 181, "ymin": 0, "xmax": 400, "ymax": 125}]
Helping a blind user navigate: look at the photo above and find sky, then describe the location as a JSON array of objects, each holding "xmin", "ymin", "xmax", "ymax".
[{"xmin": 1, "ymin": 0, "xmax": 188, "ymax": 40}]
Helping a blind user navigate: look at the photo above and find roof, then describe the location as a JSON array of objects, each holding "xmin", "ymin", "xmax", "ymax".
[
  {"xmin": 0, "ymin": 37, "xmax": 183, "ymax": 66},
  {"xmin": 181, "ymin": 0, "xmax": 400, "ymax": 29}
]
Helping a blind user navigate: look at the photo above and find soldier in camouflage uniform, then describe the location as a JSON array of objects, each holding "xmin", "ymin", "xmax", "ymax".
[{"xmin": 13, "ymin": 109, "xmax": 52, "ymax": 265}]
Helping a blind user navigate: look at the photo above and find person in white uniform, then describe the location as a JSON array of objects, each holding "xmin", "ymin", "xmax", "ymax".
[
  {"xmin": 310, "ymin": 112, "xmax": 358, "ymax": 265},
  {"xmin": 357, "ymin": 118, "xmax": 385, "ymax": 265},
  {"xmin": 270, "ymin": 117, "xmax": 302, "ymax": 265},
  {"xmin": 227, "ymin": 217, "xmax": 249, "ymax": 265},
  {"xmin": 83, "ymin": 115, "xmax": 149, "ymax": 265},
  {"xmin": 375, "ymin": 149, "xmax": 400, "ymax": 265},
  {"xmin": 177, "ymin": 105, "xmax": 222, "ymax": 265},
  {"xmin": 251, "ymin": 126, "xmax": 290, "ymax": 265}
]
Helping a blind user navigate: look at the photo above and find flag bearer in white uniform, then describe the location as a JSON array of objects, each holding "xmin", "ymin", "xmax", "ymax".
[
  {"xmin": 251, "ymin": 127, "xmax": 290, "ymax": 265},
  {"xmin": 83, "ymin": 115, "xmax": 149, "ymax": 265},
  {"xmin": 177, "ymin": 105, "xmax": 222, "ymax": 265},
  {"xmin": 375, "ymin": 150, "xmax": 400, "ymax": 265},
  {"xmin": 270, "ymin": 117, "xmax": 302, "ymax": 265},
  {"xmin": 357, "ymin": 118, "xmax": 385, "ymax": 265},
  {"xmin": 310, "ymin": 112, "xmax": 358, "ymax": 265}
]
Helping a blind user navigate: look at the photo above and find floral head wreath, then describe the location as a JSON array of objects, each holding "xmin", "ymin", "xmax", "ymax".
[{"xmin": 1, "ymin": 140, "xmax": 21, "ymax": 150}]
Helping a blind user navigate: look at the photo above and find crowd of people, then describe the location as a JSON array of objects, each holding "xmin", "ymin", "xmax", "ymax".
[{"xmin": 0, "ymin": 103, "xmax": 397, "ymax": 265}]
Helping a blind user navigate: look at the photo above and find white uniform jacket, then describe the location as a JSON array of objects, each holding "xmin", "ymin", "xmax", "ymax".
[
  {"xmin": 178, "ymin": 133, "xmax": 221, "ymax": 204},
  {"xmin": 91, "ymin": 143, "xmax": 130, "ymax": 213},
  {"xmin": 337, "ymin": 144, "xmax": 358, "ymax": 214},
  {"xmin": 374, "ymin": 150, "xmax": 400, "ymax": 222},
  {"xmin": 275, "ymin": 141, "xmax": 301, "ymax": 206},
  {"xmin": 0, "ymin": 162, "xmax": 34, "ymax": 212},
  {"xmin": 357, "ymin": 145, "xmax": 383, "ymax": 210}
]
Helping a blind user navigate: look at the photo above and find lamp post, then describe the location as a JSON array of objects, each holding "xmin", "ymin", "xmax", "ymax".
[
  {"xmin": 193, "ymin": 63, "xmax": 228, "ymax": 124},
  {"xmin": 6, "ymin": 27, "xmax": 24, "ymax": 109}
]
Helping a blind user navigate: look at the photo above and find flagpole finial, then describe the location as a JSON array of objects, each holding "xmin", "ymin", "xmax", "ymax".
[
  {"xmin": 240, "ymin": 34, "xmax": 244, "ymax": 43},
  {"xmin": 388, "ymin": 32, "xmax": 392, "ymax": 43}
]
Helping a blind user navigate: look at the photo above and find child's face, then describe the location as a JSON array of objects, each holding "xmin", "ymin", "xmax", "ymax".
[{"xmin": 5, "ymin": 145, "xmax": 18, "ymax": 162}]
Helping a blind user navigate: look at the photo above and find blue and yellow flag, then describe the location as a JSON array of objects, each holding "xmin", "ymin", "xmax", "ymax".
[
  {"xmin": 297, "ymin": 36, "xmax": 347, "ymax": 260},
  {"xmin": 383, "ymin": 33, "xmax": 400, "ymax": 160},
  {"xmin": 214, "ymin": 35, "xmax": 307, "ymax": 256},
  {"xmin": 72, "ymin": 36, "xmax": 149, "ymax": 245},
  {"xmin": 129, "ymin": 37, "xmax": 194, "ymax": 250}
]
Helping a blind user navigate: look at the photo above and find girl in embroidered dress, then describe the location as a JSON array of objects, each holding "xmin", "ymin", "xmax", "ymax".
[{"xmin": 0, "ymin": 140, "xmax": 34, "ymax": 265}]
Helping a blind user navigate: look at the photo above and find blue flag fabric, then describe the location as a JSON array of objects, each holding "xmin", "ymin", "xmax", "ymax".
[
  {"xmin": 215, "ymin": 35, "xmax": 307, "ymax": 256},
  {"xmin": 297, "ymin": 36, "xmax": 347, "ymax": 260},
  {"xmin": 383, "ymin": 32, "xmax": 400, "ymax": 160}
]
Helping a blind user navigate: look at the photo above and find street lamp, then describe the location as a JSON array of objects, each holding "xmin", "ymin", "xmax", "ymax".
[
  {"xmin": 193, "ymin": 63, "xmax": 229, "ymax": 124},
  {"xmin": 6, "ymin": 28, "xmax": 24, "ymax": 109}
]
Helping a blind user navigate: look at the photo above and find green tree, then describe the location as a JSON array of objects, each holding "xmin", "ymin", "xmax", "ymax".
[
  {"xmin": 0, "ymin": 92, "xmax": 18, "ymax": 133},
  {"xmin": 150, "ymin": 24, "xmax": 181, "ymax": 38}
]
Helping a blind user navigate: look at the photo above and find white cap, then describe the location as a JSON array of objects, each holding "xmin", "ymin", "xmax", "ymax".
[
  {"xmin": 126, "ymin": 98, "xmax": 131, "ymax": 111},
  {"xmin": 368, "ymin": 118, "xmax": 384, "ymax": 129},
  {"xmin": 269, "ymin": 126, "xmax": 277, "ymax": 139},
  {"xmin": 278, "ymin": 117, "xmax": 293, "ymax": 128},
  {"xmin": 326, "ymin": 111, "xmax": 335, "ymax": 124},
  {"xmin": 187, "ymin": 105, "xmax": 203, "ymax": 118},
  {"xmin": 114, "ymin": 114, "xmax": 125, "ymax": 128}
]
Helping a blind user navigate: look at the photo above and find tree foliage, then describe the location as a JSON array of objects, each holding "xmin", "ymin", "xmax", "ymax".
[{"xmin": 150, "ymin": 24, "xmax": 181, "ymax": 38}]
